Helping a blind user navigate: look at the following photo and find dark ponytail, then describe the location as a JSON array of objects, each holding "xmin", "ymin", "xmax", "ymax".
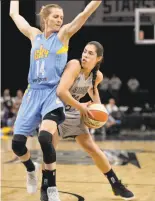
[
  {"xmin": 92, "ymin": 63, "xmax": 101, "ymax": 94},
  {"xmin": 87, "ymin": 41, "xmax": 104, "ymax": 95}
]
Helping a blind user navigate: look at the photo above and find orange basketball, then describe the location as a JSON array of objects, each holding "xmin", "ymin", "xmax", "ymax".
[{"xmin": 83, "ymin": 103, "xmax": 109, "ymax": 129}]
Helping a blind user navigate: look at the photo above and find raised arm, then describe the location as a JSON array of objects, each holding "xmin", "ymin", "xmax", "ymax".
[
  {"xmin": 64, "ymin": 0, "xmax": 102, "ymax": 38},
  {"xmin": 10, "ymin": 0, "xmax": 41, "ymax": 41},
  {"xmin": 88, "ymin": 71, "xmax": 103, "ymax": 104}
]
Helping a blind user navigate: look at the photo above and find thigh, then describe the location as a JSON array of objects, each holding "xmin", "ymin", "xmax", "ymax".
[
  {"xmin": 43, "ymin": 107, "xmax": 65, "ymax": 125},
  {"xmin": 14, "ymin": 90, "xmax": 41, "ymax": 136},
  {"xmin": 39, "ymin": 119, "xmax": 57, "ymax": 134},
  {"xmin": 40, "ymin": 107, "xmax": 65, "ymax": 134}
]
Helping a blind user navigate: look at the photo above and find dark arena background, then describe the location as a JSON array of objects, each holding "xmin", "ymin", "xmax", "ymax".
[{"xmin": 1, "ymin": 1, "xmax": 155, "ymax": 201}]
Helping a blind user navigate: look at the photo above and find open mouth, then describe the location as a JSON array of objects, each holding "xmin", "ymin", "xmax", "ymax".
[{"xmin": 82, "ymin": 59, "xmax": 87, "ymax": 62}]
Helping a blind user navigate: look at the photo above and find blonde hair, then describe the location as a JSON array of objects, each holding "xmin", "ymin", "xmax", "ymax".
[{"xmin": 38, "ymin": 4, "xmax": 63, "ymax": 31}]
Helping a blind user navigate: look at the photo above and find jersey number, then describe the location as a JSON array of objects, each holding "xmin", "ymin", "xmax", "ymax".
[
  {"xmin": 36, "ymin": 60, "xmax": 45, "ymax": 76},
  {"xmin": 72, "ymin": 94, "xmax": 80, "ymax": 100}
]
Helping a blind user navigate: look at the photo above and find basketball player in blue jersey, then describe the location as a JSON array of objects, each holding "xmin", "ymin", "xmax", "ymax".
[
  {"xmin": 9, "ymin": 1, "xmax": 102, "ymax": 200},
  {"xmin": 40, "ymin": 41, "xmax": 134, "ymax": 201}
]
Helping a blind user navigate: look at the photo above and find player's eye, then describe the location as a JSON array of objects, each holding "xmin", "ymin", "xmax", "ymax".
[{"xmin": 89, "ymin": 52, "xmax": 93, "ymax": 55}]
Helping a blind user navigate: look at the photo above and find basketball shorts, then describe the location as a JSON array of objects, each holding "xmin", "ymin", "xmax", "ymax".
[
  {"xmin": 58, "ymin": 109, "xmax": 89, "ymax": 139},
  {"xmin": 14, "ymin": 87, "xmax": 64, "ymax": 136}
]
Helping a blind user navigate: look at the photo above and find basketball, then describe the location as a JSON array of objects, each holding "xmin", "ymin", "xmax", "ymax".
[{"xmin": 83, "ymin": 103, "xmax": 109, "ymax": 129}]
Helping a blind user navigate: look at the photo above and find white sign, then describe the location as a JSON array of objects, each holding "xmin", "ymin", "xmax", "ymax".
[{"xmin": 36, "ymin": 0, "xmax": 155, "ymax": 26}]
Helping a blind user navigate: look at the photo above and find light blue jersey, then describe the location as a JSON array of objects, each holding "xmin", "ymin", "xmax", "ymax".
[
  {"xmin": 28, "ymin": 32, "xmax": 68, "ymax": 89},
  {"xmin": 14, "ymin": 32, "xmax": 68, "ymax": 136}
]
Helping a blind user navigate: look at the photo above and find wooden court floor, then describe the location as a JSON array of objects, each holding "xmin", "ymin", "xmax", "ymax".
[{"xmin": 1, "ymin": 137, "xmax": 155, "ymax": 201}]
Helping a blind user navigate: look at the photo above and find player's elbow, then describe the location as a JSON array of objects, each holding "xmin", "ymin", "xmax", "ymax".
[
  {"xmin": 9, "ymin": 12, "xmax": 18, "ymax": 19},
  {"xmin": 9, "ymin": 12, "xmax": 15, "ymax": 18},
  {"xmin": 9, "ymin": 8, "xmax": 17, "ymax": 17},
  {"xmin": 56, "ymin": 87, "xmax": 66, "ymax": 98}
]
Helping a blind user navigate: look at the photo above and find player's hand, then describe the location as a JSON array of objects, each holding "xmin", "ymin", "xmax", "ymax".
[{"xmin": 79, "ymin": 101, "xmax": 94, "ymax": 119}]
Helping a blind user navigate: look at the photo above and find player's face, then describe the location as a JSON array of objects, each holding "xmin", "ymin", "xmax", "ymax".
[
  {"xmin": 81, "ymin": 44, "xmax": 101, "ymax": 70},
  {"xmin": 45, "ymin": 8, "xmax": 64, "ymax": 31}
]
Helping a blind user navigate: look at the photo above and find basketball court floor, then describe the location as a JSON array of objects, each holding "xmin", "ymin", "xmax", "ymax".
[{"xmin": 1, "ymin": 136, "xmax": 155, "ymax": 201}]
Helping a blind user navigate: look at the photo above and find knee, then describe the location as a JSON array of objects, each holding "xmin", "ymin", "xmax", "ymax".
[
  {"xmin": 38, "ymin": 130, "xmax": 52, "ymax": 145},
  {"xmin": 12, "ymin": 135, "xmax": 27, "ymax": 157},
  {"xmin": 40, "ymin": 120, "xmax": 57, "ymax": 134},
  {"xmin": 38, "ymin": 130, "xmax": 56, "ymax": 164}
]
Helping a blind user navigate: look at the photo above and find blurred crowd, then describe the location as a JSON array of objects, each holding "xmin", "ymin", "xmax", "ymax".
[
  {"xmin": 1, "ymin": 89, "xmax": 23, "ymax": 135},
  {"xmin": 99, "ymin": 74, "xmax": 142, "ymax": 105},
  {"xmin": 1, "ymin": 74, "xmax": 155, "ymax": 137}
]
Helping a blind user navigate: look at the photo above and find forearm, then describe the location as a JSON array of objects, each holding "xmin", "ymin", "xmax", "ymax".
[
  {"xmin": 83, "ymin": 0, "xmax": 102, "ymax": 17},
  {"xmin": 89, "ymin": 88, "xmax": 101, "ymax": 104},
  {"xmin": 65, "ymin": 0, "xmax": 102, "ymax": 37},
  {"xmin": 57, "ymin": 91, "xmax": 82, "ymax": 111},
  {"xmin": 10, "ymin": 1, "xmax": 19, "ymax": 17},
  {"xmin": 92, "ymin": 93, "xmax": 101, "ymax": 104}
]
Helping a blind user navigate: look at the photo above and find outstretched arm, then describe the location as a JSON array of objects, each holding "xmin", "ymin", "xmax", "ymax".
[
  {"xmin": 88, "ymin": 71, "xmax": 103, "ymax": 104},
  {"xmin": 10, "ymin": 0, "xmax": 41, "ymax": 41},
  {"xmin": 65, "ymin": 0, "xmax": 102, "ymax": 38}
]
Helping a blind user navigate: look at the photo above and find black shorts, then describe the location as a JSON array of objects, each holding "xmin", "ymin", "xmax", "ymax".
[{"xmin": 43, "ymin": 107, "xmax": 65, "ymax": 125}]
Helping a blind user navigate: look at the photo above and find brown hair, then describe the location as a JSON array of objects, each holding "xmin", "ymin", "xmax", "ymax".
[
  {"xmin": 87, "ymin": 41, "xmax": 104, "ymax": 95},
  {"xmin": 38, "ymin": 4, "xmax": 63, "ymax": 31}
]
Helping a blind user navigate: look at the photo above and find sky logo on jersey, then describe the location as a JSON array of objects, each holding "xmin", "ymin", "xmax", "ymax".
[{"xmin": 34, "ymin": 45, "xmax": 49, "ymax": 60}]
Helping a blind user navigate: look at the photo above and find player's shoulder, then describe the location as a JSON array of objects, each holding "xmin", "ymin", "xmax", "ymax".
[
  {"xmin": 67, "ymin": 59, "xmax": 81, "ymax": 67},
  {"xmin": 64, "ymin": 59, "xmax": 81, "ymax": 76}
]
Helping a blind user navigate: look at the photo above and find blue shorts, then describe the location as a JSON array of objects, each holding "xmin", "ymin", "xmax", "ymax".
[{"xmin": 14, "ymin": 86, "xmax": 64, "ymax": 136}]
